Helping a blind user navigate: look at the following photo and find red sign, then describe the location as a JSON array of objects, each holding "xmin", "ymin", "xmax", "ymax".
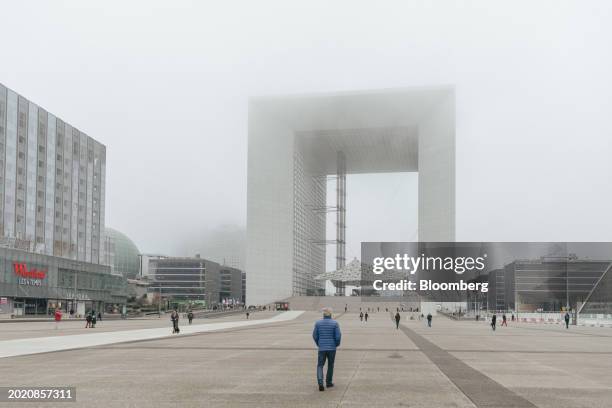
[{"xmin": 13, "ymin": 262, "xmax": 47, "ymax": 280}]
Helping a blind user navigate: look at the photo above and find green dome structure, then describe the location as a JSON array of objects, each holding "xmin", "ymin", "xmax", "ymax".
[{"xmin": 105, "ymin": 228, "xmax": 141, "ymax": 279}]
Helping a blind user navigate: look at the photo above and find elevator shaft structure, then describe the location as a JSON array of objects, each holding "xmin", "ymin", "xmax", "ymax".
[{"xmin": 335, "ymin": 151, "xmax": 346, "ymax": 295}]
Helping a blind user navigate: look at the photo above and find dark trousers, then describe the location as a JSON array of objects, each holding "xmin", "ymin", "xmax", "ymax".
[
  {"xmin": 395, "ymin": 320, "xmax": 400, "ymax": 329},
  {"xmin": 317, "ymin": 350, "xmax": 336, "ymax": 386}
]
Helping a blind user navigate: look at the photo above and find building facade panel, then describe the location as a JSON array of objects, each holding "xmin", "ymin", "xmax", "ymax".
[
  {"xmin": 44, "ymin": 113, "xmax": 56, "ymax": 255},
  {"xmin": 4, "ymin": 89, "xmax": 18, "ymax": 238},
  {"xmin": 0, "ymin": 84, "xmax": 6, "ymax": 235},
  {"xmin": 0, "ymin": 83, "xmax": 105, "ymax": 264},
  {"xmin": 0, "ymin": 246, "xmax": 126, "ymax": 317}
]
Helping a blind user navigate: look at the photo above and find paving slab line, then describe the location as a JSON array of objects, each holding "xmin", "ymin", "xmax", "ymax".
[{"xmin": 400, "ymin": 324, "xmax": 537, "ymax": 408}]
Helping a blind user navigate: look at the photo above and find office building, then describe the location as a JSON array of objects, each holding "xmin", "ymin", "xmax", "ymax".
[
  {"xmin": 0, "ymin": 82, "xmax": 106, "ymax": 262},
  {"xmin": 247, "ymin": 88, "xmax": 455, "ymax": 304},
  {"xmin": 0, "ymin": 83, "xmax": 127, "ymax": 317},
  {"xmin": 219, "ymin": 265, "xmax": 243, "ymax": 305},
  {"xmin": 147, "ymin": 255, "xmax": 244, "ymax": 308},
  {"xmin": 487, "ymin": 258, "xmax": 612, "ymax": 313}
]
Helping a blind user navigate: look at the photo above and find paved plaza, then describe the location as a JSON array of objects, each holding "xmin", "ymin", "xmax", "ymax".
[{"xmin": 2, "ymin": 311, "xmax": 612, "ymax": 407}]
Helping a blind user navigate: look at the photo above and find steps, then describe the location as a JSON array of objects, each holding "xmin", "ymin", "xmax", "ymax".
[{"xmin": 279, "ymin": 296, "xmax": 420, "ymax": 312}]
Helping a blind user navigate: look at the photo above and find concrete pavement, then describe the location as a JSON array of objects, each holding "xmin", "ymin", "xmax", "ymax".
[
  {"xmin": 0, "ymin": 311, "xmax": 302, "ymax": 358},
  {"xmin": 1, "ymin": 311, "xmax": 612, "ymax": 407}
]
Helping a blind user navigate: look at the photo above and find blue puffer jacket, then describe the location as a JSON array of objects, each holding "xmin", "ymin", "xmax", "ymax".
[{"xmin": 312, "ymin": 316, "xmax": 341, "ymax": 351}]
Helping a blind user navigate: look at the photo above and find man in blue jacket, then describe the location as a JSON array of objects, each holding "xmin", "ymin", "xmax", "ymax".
[{"xmin": 312, "ymin": 307, "xmax": 342, "ymax": 391}]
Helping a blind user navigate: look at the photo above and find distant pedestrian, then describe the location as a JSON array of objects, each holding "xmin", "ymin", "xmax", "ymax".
[
  {"xmin": 426, "ymin": 313, "xmax": 432, "ymax": 327},
  {"xmin": 394, "ymin": 312, "xmax": 400, "ymax": 329},
  {"xmin": 364, "ymin": 312, "xmax": 369, "ymax": 322},
  {"xmin": 246, "ymin": 311, "xmax": 250, "ymax": 319},
  {"xmin": 97, "ymin": 312, "xmax": 102, "ymax": 322},
  {"xmin": 344, "ymin": 304, "xmax": 347, "ymax": 313},
  {"xmin": 511, "ymin": 314, "xmax": 515, "ymax": 322},
  {"xmin": 171, "ymin": 309, "xmax": 180, "ymax": 333},
  {"xmin": 187, "ymin": 310, "xmax": 194, "ymax": 324},
  {"xmin": 491, "ymin": 314, "xmax": 497, "ymax": 331},
  {"xmin": 377, "ymin": 307, "xmax": 380, "ymax": 312},
  {"xmin": 312, "ymin": 307, "xmax": 341, "ymax": 391},
  {"xmin": 91, "ymin": 311, "xmax": 97, "ymax": 328},
  {"xmin": 359, "ymin": 312, "xmax": 364, "ymax": 322},
  {"xmin": 564, "ymin": 312, "xmax": 570, "ymax": 329},
  {"xmin": 69, "ymin": 308, "xmax": 74, "ymax": 318},
  {"xmin": 85, "ymin": 313, "xmax": 92, "ymax": 328},
  {"xmin": 501, "ymin": 314, "xmax": 507, "ymax": 327},
  {"xmin": 54, "ymin": 308, "xmax": 62, "ymax": 330}
]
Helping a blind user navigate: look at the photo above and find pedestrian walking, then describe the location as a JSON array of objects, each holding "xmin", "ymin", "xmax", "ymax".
[
  {"xmin": 187, "ymin": 310, "xmax": 194, "ymax": 324},
  {"xmin": 312, "ymin": 307, "xmax": 341, "ymax": 392},
  {"xmin": 564, "ymin": 312, "xmax": 570, "ymax": 329},
  {"xmin": 85, "ymin": 313, "xmax": 92, "ymax": 328},
  {"xmin": 246, "ymin": 311, "xmax": 250, "ymax": 319},
  {"xmin": 511, "ymin": 314, "xmax": 515, "ymax": 322},
  {"xmin": 171, "ymin": 309, "xmax": 180, "ymax": 333},
  {"xmin": 54, "ymin": 308, "xmax": 62, "ymax": 330},
  {"xmin": 491, "ymin": 314, "xmax": 497, "ymax": 331},
  {"xmin": 91, "ymin": 311, "xmax": 97, "ymax": 328},
  {"xmin": 426, "ymin": 313, "xmax": 432, "ymax": 327},
  {"xmin": 97, "ymin": 312, "xmax": 102, "ymax": 322},
  {"xmin": 359, "ymin": 311, "xmax": 363, "ymax": 322},
  {"xmin": 364, "ymin": 312, "xmax": 369, "ymax": 322},
  {"xmin": 501, "ymin": 314, "xmax": 507, "ymax": 327},
  {"xmin": 394, "ymin": 312, "xmax": 401, "ymax": 329}
]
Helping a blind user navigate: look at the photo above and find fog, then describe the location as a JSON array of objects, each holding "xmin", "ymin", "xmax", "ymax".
[{"xmin": 1, "ymin": 1, "xmax": 611, "ymax": 262}]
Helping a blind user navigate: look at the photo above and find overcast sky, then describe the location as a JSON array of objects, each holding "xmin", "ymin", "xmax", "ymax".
[{"xmin": 1, "ymin": 1, "xmax": 611, "ymax": 262}]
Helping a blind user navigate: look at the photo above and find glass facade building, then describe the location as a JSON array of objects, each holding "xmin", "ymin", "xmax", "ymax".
[
  {"xmin": 147, "ymin": 256, "xmax": 244, "ymax": 307},
  {"xmin": 0, "ymin": 83, "xmax": 124, "ymax": 317},
  {"xmin": 487, "ymin": 259, "xmax": 612, "ymax": 313},
  {"xmin": 0, "ymin": 83, "xmax": 105, "ymax": 263},
  {"xmin": 0, "ymin": 246, "xmax": 127, "ymax": 316},
  {"xmin": 103, "ymin": 227, "xmax": 140, "ymax": 278}
]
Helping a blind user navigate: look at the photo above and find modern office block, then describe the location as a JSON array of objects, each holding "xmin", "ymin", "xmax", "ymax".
[
  {"xmin": 246, "ymin": 88, "xmax": 455, "ymax": 305},
  {"xmin": 0, "ymin": 83, "xmax": 106, "ymax": 263}
]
